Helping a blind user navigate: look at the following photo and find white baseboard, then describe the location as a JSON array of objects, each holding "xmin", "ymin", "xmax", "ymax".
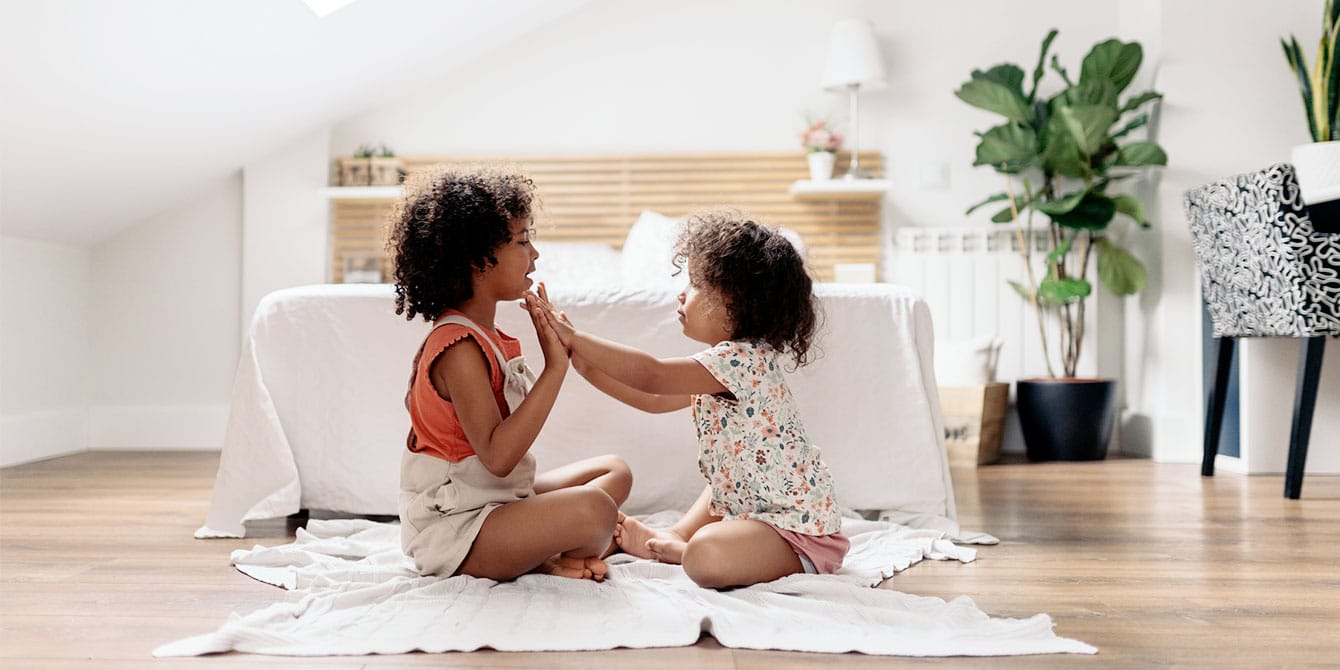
[
  {"xmin": 89, "ymin": 404, "xmax": 228, "ymax": 450},
  {"xmin": 1, "ymin": 408, "xmax": 89, "ymax": 467},
  {"xmin": 1213, "ymin": 453, "xmax": 1247, "ymax": 474}
]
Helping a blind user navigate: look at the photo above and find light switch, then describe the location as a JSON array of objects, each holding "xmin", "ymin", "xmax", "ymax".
[{"xmin": 918, "ymin": 162, "xmax": 950, "ymax": 190}]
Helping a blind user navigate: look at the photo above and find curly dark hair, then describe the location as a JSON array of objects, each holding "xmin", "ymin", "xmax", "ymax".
[
  {"xmin": 673, "ymin": 210, "xmax": 821, "ymax": 367},
  {"xmin": 386, "ymin": 164, "xmax": 537, "ymax": 321}
]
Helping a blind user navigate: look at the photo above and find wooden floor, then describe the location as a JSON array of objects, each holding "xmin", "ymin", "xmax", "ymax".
[{"xmin": 2, "ymin": 451, "xmax": 1338, "ymax": 668}]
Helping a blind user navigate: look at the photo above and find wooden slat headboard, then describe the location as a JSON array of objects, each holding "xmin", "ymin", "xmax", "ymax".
[{"xmin": 331, "ymin": 151, "xmax": 882, "ymax": 283}]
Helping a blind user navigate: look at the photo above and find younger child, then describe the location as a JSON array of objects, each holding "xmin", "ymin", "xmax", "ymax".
[
  {"xmin": 388, "ymin": 165, "xmax": 631, "ymax": 582},
  {"xmin": 531, "ymin": 210, "xmax": 849, "ymax": 589}
]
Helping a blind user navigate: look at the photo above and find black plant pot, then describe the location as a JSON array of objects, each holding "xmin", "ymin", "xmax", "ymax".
[
  {"xmin": 1304, "ymin": 198, "xmax": 1340, "ymax": 234},
  {"xmin": 1016, "ymin": 378, "xmax": 1117, "ymax": 462}
]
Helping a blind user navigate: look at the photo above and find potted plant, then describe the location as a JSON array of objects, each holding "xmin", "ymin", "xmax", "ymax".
[
  {"xmin": 955, "ymin": 29, "xmax": 1168, "ymax": 461},
  {"xmin": 801, "ymin": 118, "xmax": 843, "ymax": 180},
  {"xmin": 337, "ymin": 143, "xmax": 402, "ymax": 186},
  {"xmin": 1283, "ymin": 0, "xmax": 1340, "ymax": 232}
]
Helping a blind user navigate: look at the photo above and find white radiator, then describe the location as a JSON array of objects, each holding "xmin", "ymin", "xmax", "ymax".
[{"xmin": 892, "ymin": 226, "xmax": 1109, "ymax": 383}]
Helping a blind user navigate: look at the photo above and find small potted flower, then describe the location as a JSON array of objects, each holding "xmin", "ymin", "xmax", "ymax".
[
  {"xmin": 337, "ymin": 143, "xmax": 403, "ymax": 186},
  {"xmin": 801, "ymin": 119, "xmax": 842, "ymax": 180}
]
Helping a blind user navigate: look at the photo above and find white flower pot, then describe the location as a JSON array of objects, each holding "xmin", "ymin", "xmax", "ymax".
[
  {"xmin": 1291, "ymin": 141, "xmax": 1340, "ymax": 203},
  {"xmin": 808, "ymin": 152, "xmax": 835, "ymax": 181},
  {"xmin": 1290, "ymin": 141, "xmax": 1340, "ymax": 233}
]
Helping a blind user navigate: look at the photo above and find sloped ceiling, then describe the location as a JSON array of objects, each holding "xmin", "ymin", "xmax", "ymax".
[{"xmin": 0, "ymin": 0, "xmax": 591, "ymax": 245}]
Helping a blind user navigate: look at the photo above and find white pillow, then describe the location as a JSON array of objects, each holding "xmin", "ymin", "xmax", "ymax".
[
  {"xmin": 532, "ymin": 241, "xmax": 622, "ymax": 288},
  {"xmin": 620, "ymin": 210, "xmax": 685, "ymax": 289}
]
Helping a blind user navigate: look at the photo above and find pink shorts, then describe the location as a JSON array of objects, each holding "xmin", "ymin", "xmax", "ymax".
[{"xmin": 771, "ymin": 527, "xmax": 851, "ymax": 574}]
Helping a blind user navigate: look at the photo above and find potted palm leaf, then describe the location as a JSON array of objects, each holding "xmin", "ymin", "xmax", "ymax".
[
  {"xmin": 1284, "ymin": 0, "xmax": 1340, "ymax": 232},
  {"xmin": 955, "ymin": 29, "xmax": 1167, "ymax": 461}
]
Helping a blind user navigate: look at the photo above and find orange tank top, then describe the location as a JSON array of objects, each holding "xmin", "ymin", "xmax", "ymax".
[{"xmin": 405, "ymin": 310, "xmax": 523, "ymax": 463}]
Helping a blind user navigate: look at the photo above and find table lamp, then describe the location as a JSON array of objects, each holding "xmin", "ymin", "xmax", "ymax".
[{"xmin": 821, "ymin": 19, "xmax": 887, "ymax": 180}]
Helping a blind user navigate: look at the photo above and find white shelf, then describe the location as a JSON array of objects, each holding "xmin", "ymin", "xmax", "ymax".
[
  {"xmin": 319, "ymin": 186, "xmax": 403, "ymax": 200},
  {"xmin": 788, "ymin": 179, "xmax": 891, "ymax": 201}
]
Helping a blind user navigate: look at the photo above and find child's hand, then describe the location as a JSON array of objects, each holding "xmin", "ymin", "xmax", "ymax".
[
  {"xmin": 525, "ymin": 292, "xmax": 570, "ymax": 368},
  {"xmin": 526, "ymin": 283, "xmax": 576, "ymax": 348}
]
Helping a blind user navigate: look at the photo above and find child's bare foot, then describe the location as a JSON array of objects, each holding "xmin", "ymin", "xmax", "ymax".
[
  {"xmin": 537, "ymin": 556, "xmax": 588, "ymax": 579},
  {"xmin": 583, "ymin": 556, "xmax": 608, "ymax": 581},
  {"xmin": 540, "ymin": 555, "xmax": 608, "ymax": 582},
  {"xmin": 615, "ymin": 512, "xmax": 686, "ymax": 563},
  {"xmin": 645, "ymin": 537, "xmax": 687, "ymax": 564}
]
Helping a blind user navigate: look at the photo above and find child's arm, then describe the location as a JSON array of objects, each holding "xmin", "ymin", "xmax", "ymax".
[
  {"xmin": 439, "ymin": 298, "xmax": 568, "ymax": 477},
  {"xmin": 528, "ymin": 285, "xmax": 692, "ymax": 412},
  {"xmin": 571, "ymin": 355, "xmax": 691, "ymax": 414},
  {"xmin": 536, "ymin": 303, "xmax": 727, "ymax": 397}
]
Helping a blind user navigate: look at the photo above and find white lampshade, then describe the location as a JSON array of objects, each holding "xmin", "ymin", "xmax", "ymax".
[{"xmin": 821, "ymin": 19, "xmax": 887, "ymax": 91}]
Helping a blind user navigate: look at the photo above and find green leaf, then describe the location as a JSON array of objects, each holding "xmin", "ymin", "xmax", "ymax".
[
  {"xmin": 1331, "ymin": 26, "xmax": 1340, "ymax": 140},
  {"xmin": 1058, "ymin": 105, "xmax": 1118, "ymax": 156},
  {"xmin": 1119, "ymin": 90, "xmax": 1163, "ymax": 114},
  {"xmin": 972, "ymin": 123, "xmax": 1039, "ymax": 173},
  {"xmin": 1007, "ymin": 279, "xmax": 1034, "ymax": 302},
  {"xmin": 1284, "ymin": 37, "xmax": 1319, "ymax": 141},
  {"xmin": 1050, "ymin": 53, "xmax": 1073, "ymax": 87},
  {"xmin": 1050, "ymin": 193, "xmax": 1116, "ymax": 230},
  {"xmin": 966, "ymin": 192, "xmax": 1010, "ymax": 216},
  {"xmin": 1045, "ymin": 235, "xmax": 1074, "ymax": 265},
  {"xmin": 1039, "ymin": 114, "xmax": 1089, "ymax": 177},
  {"xmin": 991, "ymin": 205, "xmax": 1016, "ymax": 223},
  {"xmin": 1115, "ymin": 141, "xmax": 1168, "ymax": 166},
  {"xmin": 973, "ymin": 64, "xmax": 1026, "ymax": 99},
  {"xmin": 1080, "ymin": 39, "xmax": 1142, "ymax": 94},
  {"xmin": 1109, "ymin": 113, "xmax": 1149, "ymax": 142},
  {"xmin": 1034, "ymin": 189, "xmax": 1087, "ymax": 216},
  {"xmin": 955, "ymin": 79, "xmax": 1034, "ymax": 124},
  {"xmin": 1028, "ymin": 29, "xmax": 1059, "ymax": 102},
  {"xmin": 1095, "ymin": 237, "xmax": 1147, "ymax": 295},
  {"xmin": 1058, "ymin": 79, "xmax": 1117, "ymax": 109},
  {"xmin": 1111, "ymin": 193, "xmax": 1148, "ymax": 227},
  {"xmin": 1038, "ymin": 277, "xmax": 1092, "ymax": 304}
]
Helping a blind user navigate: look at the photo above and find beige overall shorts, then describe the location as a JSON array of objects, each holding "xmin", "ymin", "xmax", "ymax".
[{"xmin": 398, "ymin": 314, "xmax": 538, "ymax": 576}]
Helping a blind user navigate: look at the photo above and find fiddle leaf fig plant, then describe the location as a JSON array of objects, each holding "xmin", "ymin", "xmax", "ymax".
[{"xmin": 956, "ymin": 29, "xmax": 1167, "ymax": 378}]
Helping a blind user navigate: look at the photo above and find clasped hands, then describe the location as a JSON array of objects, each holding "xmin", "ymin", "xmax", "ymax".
[{"xmin": 521, "ymin": 283, "xmax": 577, "ymax": 364}]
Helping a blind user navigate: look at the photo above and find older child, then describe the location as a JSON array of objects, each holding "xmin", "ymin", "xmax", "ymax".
[
  {"xmin": 388, "ymin": 165, "xmax": 631, "ymax": 582},
  {"xmin": 531, "ymin": 210, "xmax": 849, "ymax": 589}
]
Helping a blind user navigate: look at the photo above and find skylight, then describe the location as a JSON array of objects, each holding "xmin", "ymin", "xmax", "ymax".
[{"xmin": 302, "ymin": 0, "xmax": 359, "ymax": 18}]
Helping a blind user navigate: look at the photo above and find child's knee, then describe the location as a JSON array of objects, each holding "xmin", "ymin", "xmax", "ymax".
[
  {"xmin": 572, "ymin": 486, "xmax": 619, "ymax": 532},
  {"xmin": 681, "ymin": 539, "xmax": 732, "ymax": 589},
  {"xmin": 598, "ymin": 454, "xmax": 634, "ymax": 501}
]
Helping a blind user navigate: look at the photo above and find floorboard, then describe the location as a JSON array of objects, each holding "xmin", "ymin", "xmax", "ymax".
[{"xmin": 2, "ymin": 450, "xmax": 1337, "ymax": 667}]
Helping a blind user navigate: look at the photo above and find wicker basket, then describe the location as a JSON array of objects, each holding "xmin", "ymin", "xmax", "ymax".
[
  {"xmin": 336, "ymin": 156, "xmax": 402, "ymax": 186},
  {"xmin": 940, "ymin": 383, "xmax": 1008, "ymax": 466}
]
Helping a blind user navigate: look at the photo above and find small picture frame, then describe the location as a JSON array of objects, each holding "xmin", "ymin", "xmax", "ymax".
[{"xmin": 342, "ymin": 254, "xmax": 384, "ymax": 284}]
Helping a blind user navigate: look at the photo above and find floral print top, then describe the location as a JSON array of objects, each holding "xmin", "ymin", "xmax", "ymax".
[{"xmin": 690, "ymin": 340, "xmax": 842, "ymax": 536}]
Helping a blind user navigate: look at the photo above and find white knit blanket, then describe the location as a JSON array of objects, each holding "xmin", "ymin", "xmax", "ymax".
[{"xmin": 155, "ymin": 518, "xmax": 1095, "ymax": 657}]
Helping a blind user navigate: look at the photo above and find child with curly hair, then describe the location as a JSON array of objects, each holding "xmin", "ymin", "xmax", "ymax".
[
  {"xmin": 531, "ymin": 210, "xmax": 849, "ymax": 589},
  {"xmin": 388, "ymin": 164, "xmax": 631, "ymax": 582}
]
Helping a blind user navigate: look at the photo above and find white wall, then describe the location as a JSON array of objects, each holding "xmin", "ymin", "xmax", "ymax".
[
  {"xmin": 335, "ymin": 0, "xmax": 1121, "ymax": 219},
  {"xmin": 87, "ymin": 173, "xmax": 242, "ymax": 449},
  {"xmin": 242, "ymin": 126, "xmax": 332, "ymax": 327},
  {"xmin": 1129, "ymin": 1, "xmax": 1340, "ymax": 474},
  {"xmin": 0, "ymin": 235, "xmax": 90, "ymax": 466}
]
